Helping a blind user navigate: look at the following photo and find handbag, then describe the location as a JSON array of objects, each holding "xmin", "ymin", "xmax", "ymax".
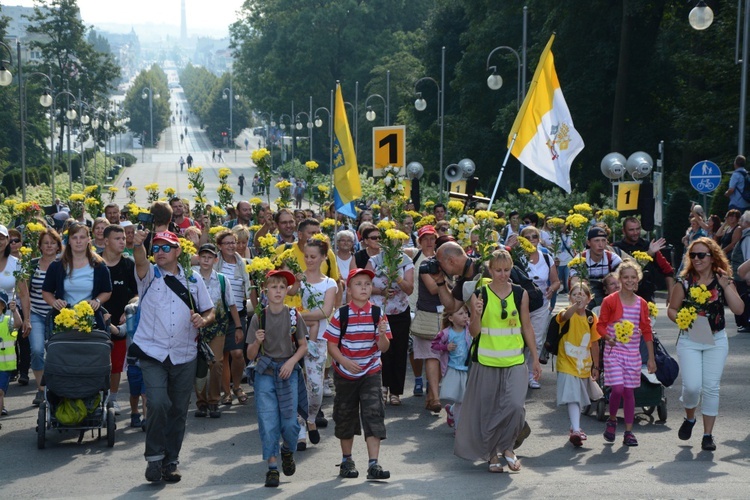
[
  {"xmin": 653, "ymin": 336, "xmax": 679, "ymax": 387},
  {"xmin": 196, "ymin": 338, "xmax": 215, "ymax": 378},
  {"xmin": 587, "ymin": 377, "xmax": 604, "ymax": 401}
]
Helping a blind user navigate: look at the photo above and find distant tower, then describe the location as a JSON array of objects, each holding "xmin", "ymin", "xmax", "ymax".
[{"xmin": 180, "ymin": 0, "xmax": 187, "ymax": 41}]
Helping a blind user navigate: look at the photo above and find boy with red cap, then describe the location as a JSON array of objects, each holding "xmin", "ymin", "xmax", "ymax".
[
  {"xmin": 247, "ymin": 269, "xmax": 308, "ymax": 488},
  {"xmin": 324, "ymin": 268, "xmax": 392, "ymax": 480}
]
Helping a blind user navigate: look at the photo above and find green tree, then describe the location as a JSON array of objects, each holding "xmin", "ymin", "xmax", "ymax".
[{"xmin": 123, "ymin": 66, "xmax": 170, "ymax": 147}]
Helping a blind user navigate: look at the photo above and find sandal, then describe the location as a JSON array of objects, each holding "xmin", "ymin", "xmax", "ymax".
[
  {"xmin": 503, "ymin": 451, "xmax": 521, "ymax": 472},
  {"xmin": 234, "ymin": 388, "xmax": 249, "ymax": 405},
  {"xmin": 221, "ymin": 393, "xmax": 233, "ymax": 406},
  {"xmin": 389, "ymin": 394, "xmax": 401, "ymax": 406},
  {"xmin": 488, "ymin": 458, "xmax": 504, "ymax": 473}
]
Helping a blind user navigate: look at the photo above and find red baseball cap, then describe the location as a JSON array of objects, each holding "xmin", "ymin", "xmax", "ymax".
[
  {"xmin": 417, "ymin": 225, "xmax": 437, "ymax": 240},
  {"xmin": 346, "ymin": 268, "xmax": 375, "ymax": 287},
  {"xmin": 153, "ymin": 231, "xmax": 180, "ymax": 247},
  {"xmin": 266, "ymin": 269, "xmax": 295, "ymax": 286}
]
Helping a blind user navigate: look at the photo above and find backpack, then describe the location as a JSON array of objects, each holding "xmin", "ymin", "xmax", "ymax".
[
  {"xmin": 731, "ymin": 231, "xmax": 750, "ymax": 276},
  {"xmin": 739, "ymin": 170, "xmax": 750, "ymax": 203},
  {"xmin": 543, "ymin": 310, "xmax": 594, "ymax": 356},
  {"xmin": 337, "ymin": 304, "xmax": 381, "ymax": 349},
  {"xmin": 510, "ymin": 266, "xmax": 545, "ymax": 312}
]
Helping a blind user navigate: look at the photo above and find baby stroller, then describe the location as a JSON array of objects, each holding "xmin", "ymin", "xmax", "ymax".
[
  {"xmin": 588, "ymin": 333, "xmax": 668, "ymax": 423},
  {"xmin": 36, "ymin": 329, "xmax": 115, "ymax": 449}
]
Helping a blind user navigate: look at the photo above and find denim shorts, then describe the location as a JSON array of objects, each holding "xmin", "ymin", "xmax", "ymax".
[
  {"xmin": 127, "ymin": 365, "xmax": 146, "ymax": 397},
  {"xmin": 0, "ymin": 370, "xmax": 11, "ymax": 393}
]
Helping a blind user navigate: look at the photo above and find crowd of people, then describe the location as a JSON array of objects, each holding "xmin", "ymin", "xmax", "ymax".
[{"xmin": 0, "ymin": 182, "xmax": 748, "ymax": 486}]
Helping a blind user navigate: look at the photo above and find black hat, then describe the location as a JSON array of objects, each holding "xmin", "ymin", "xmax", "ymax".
[
  {"xmin": 199, "ymin": 243, "xmax": 218, "ymax": 256},
  {"xmin": 587, "ymin": 227, "xmax": 608, "ymax": 240}
]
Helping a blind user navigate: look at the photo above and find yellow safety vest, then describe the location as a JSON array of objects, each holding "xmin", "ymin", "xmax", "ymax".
[
  {"xmin": 477, "ymin": 286, "xmax": 525, "ymax": 368},
  {"xmin": 0, "ymin": 316, "xmax": 17, "ymax": 372}
]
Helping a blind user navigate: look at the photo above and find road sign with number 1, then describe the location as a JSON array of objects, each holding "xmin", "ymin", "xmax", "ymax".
[{"xmin": 372, "ymin": 126, "xmax": 405, "ymax": 177}]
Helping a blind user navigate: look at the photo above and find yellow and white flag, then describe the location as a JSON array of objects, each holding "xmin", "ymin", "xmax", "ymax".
[{"xmin": 508, "ymin": 34, "xmax": 583, "ymax": 193}]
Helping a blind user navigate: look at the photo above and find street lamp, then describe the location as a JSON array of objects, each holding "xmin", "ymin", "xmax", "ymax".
[
  {"xmin": 295, "ymin": 96, "xmax": 313, "ymax": 161},
  {"xmin": 690, "ymin": 1, "xmax": 748, "ymax": 154},
  {"xmin": 222, "ymin": 75, "xmax": 241, "ymax": 161},
  {"xmin": 314, "ymin": 89, "xmax": 335, "ymax": 198},
  {"xmin": 278, "ymin": 112, "xmax": 294, "ymax": 162},
  {"xmin": 259, "ymin": 112, "xmax": 275, "ymax": 170},
  {"xmin": 414, "ymin": 46, "xmax": 446, "ymax": 201},
  {"xmin": 141, "ymin": 86, "xmax": 160, "ymax": 147},
  {"xmin": 0, "ymin": 41, "xmax": 12, "ymax": 87},
  {"xmin": 365, "ymin": 70, "xmax": 391, "ymax": 125},
  {"xmin": 25, "ymin": 70, "xmax": 54, "ymax": 200}
]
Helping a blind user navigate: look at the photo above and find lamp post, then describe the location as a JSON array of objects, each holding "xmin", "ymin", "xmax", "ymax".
[
  {"xmin": 222, "ymin": 75, "xmax": 241, "ymax": 161},
  {"xmin": 485, "ymin": 6, "xmax": 529, "ymax": 186},
  {"xmin": 365, "ymin": 70, "xmax": 391, "ymax": 126},
  {"xmin": 25, "ymin": 71, "xmax": 55, "ymax": 200},
  {"xmin": 278, "ymin": 112, "xmax": 293, "ymax": 162},
  {"xmin": 314, "ymin": 89, "xmax": 335, "ymax": 200},
  {"xmin": 259, "ymin": 112, "xmax": 275, "ymax": 169},
  {"xmin": 414, "ymin": 46, "xmax": 446, "ymax": 201},
  {"xmin": 296, "ymin": 96, "xmax": 314, "ymax": 161},
  {"xmin": 689, "ymin": 1, "xmax": 748, "ymax": 155},
  {"xmin": 141, "ymin": 86, "xmax": 160, "ymax": 147},
  {"xmin": 75, "ymin": 90, "xmax": 91, "ymax": 185}
]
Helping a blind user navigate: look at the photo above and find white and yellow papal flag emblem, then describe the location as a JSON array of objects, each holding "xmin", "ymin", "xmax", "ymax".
[{"xmin": 508, "ymin": 34, "xmax": 583, "ymax": 193}]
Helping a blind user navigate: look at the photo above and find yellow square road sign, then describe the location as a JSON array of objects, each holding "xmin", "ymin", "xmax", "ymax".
[
  {"xmin": 617, "ymin": 182, "xmax": 640, "ymax": 211},
  {"xmin": 372, "ymin": 126, "xmax": 405, "ymax": 177}
]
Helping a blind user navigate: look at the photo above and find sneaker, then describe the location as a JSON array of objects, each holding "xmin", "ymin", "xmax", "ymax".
[
  {"xmin": 623, "ymin": 431, "xmax": 638, "ymax": 447},
  {"xmin": 1, "ymin": 408, "xmax": 7, "ymax": 416},
  {"xmin": 413, "ymin": 378, "xmax": 424, "ymax": 396},
  {"xmin": 194, "ymin": 405, "xmax": 208, "ymax": 418},
  {"xmin": 701, "ymin": 434, "xmax": 717, "ymax": 451},
  {"xmin": 18, "ymin": 374, "xmax": 29, "ymax": 386},
  {"xmin": 208, "ymin": 404, "xmax": 221, "ymax": 418},
  {"xmin": 296, "ymin": 440, "xmax": 306, "ymax": 451},
  {"xmin": 323, "ymin": 381, "xmax": 334, "ymax": 397},
  {"xmin": 570, "ymin": 428, "xmax": 588, "ymax": 441},
  {"xmin": 539, "ymin": 347, "xmax": 549, "ymax": 365},
  {"xmin": 339, "ymin": 458, "xmax": 359, "ymax": 478},
  {"xmin": 445, "ymin": 404, "xmax": 455, "ymax": 428},
  {"xmin": 603, "ymin": 419, "xmax": 617, "ymax": 442},
  {"xmin": 161, "ymin": 462, "xmax": 182, "ymax": 482},
  {"xmin": 569, "ymin": 431, "xmax": 584, "ymax": 447},
  {"xmin": 367, "ymin": 463, "xmax": 391, "ymax": 480},
  {"xmin": 315, "ymin": 409, "xmax": 328, "ymax": 428},
  {"xmin": 112, "ymin": 401, "xmax": 121, "ymax": 416},
  {"xmin": 678, "ymin": 418, "xmax": 696, "ymax": 441},
  {"xmin": 265, "ymin": 469, "xmax": 280, "ymax": 487},
  {"xmin": 514, "ymin": 421, "xmax": 532, "ymax": 449},
  {"xmin": 130, "ymin": 413, "xmax": 143, "ymax": 428},
  {"xmin": 308, "ymin": 426, "xmax": 321, "ymax": 445},
  {"xmin": 145, "ymin": 460, "xmax": 162, "ymax": 482},
  {"xmin": 528, "ymin": 379, "xmax": 541, "ymax": 389},
  {"xmin": 281, "ymin": 449, "xmax": 296, "ymax": 476},
  {"xmin": 32, "ymin": 390, "xmax": 44, "ymax": 407}
]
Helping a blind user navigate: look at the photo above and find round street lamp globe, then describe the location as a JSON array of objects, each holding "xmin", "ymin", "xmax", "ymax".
[
  {"xmin": 315, "ymin": 118, "xmax": 323, "ymax": 128},
  {"xmin": 92, "ymin": 119, "xmax": 99, "ymax": 129},
  {"xmin": 307, "ymin": 122, "xmax": 313, "ymax": 129},
  {"xmin": 296, "ymin": 122, "xmax": 303, "ymax": 130},
  {"xmin": 141, "ymin": 93, "xmax": 147, "ymax": 100},
  {"xmin": 39, "ymin": 93, "xmax": 52, "ymax": 107},
  {"xmin": 366, "ymin": 109, "xmax": 376, "ymax": 122},
  {"xmin": 487, "ymin": 73, "xmax": 503, "ymax": 90},
  {"xmin": 280, "ymin": 123, "xmax": 286, "ymax": 130},
  {"xmin": 103, "ymin": 120, "xmax": 110, "ymax": 130},
  {"xmin": 689, "ymin": 1, "xmax": 714, "ymax": 30},
  {"xmin": 66, "ymin": 109, "xmax": 77, "ymax": 120},
  {"xmin": 81, "ymin": 114, "xmax": 90, "ymax": 125},
  {"xmin": 414, "ymin": 98, "xmax": 427, "ymax": 111},
  {"xmin": 0, "ymin": 67, "xmax": 12, "ymax": 86},
  {"xmin": 271, "ymin": 121, "xmax": 276, "ymax": 127}
]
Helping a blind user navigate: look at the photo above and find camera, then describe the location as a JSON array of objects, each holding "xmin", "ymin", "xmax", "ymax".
[
  {"xmin": 137, "ymin": 212, "xmax": 154, "ymax": 224},
  {"xmin": 419, "ymin": 257, "xmax": 441, "ymax": 275}
]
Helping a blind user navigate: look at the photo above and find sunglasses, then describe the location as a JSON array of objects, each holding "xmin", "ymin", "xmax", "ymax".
[
  {"xmin": 523, "ymin": 220, "xmax": 531, "ymax": 224},
  {"xmin": 689, "ymin": 252, "xmax": 709, "ymax": 260},
  {"xmin": 152, "ymin": 244, "xmax": 174, "ymax": 254},
  {"xmin": 500, "ymin": 298, "xmax": 508, "ymax": 320},
  {"xmin": 9, "ymin": 238, "xmax": 21, "ymax": 244},
  {"xmin": 368, "ymin": 236, "xmax": 381, "ymax": 241}
]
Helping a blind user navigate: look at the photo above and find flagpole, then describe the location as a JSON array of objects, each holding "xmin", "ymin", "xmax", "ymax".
[{"xmin": 488, "ymin": 133, "xmax": 518, "ymax": 210}]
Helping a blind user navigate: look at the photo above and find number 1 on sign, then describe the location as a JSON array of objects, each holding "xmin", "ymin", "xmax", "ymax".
[
  {"xmin": 379, "ymin": 134, "xmax": 398, "ymax": 164},
  {"xmin": 617, "ymin": 182, "xmax": 640, "ymax": 211},
  {"xmin": 372, "ymin": 125, "xmax": 406, "ymax": 177}
]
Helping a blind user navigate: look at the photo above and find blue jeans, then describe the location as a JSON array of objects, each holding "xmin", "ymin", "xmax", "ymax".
[
  {"xmin": 140, "ymin": 355, "xmax": 197, "ymax": 463},
  {"xmin": 254, "ymin": 369, "xmax": 300, "ymax": 461},
  {"xmin": 29, "ymin": 312, "xmax": 47, "ymax": 371}
]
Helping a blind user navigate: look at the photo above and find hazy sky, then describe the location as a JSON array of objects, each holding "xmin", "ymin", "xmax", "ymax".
[{"xmin": 9, "ymin": 0, "xmax": 246, "ymax": 35}]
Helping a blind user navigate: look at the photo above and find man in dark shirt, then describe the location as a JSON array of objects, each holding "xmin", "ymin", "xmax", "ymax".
[
  {"xmin": 612, "ymin": 216, "xmax": 674, "ymax": 303},
  {"xmin": 101, "ymin": 225, "xmax": 138, "ymax": 415}
]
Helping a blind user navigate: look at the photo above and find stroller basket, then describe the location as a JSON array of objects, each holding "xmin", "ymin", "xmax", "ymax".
[{"xmin": 44, "ymin": 330, "xmax": 112, "ymax": 399}]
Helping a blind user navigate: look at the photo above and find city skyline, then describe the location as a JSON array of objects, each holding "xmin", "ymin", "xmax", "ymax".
[{"xmin": 5, "ymin": 0, "xmax": 245, "ymax": 37}]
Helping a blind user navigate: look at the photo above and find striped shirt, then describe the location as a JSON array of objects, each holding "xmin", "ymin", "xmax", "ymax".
[
  {"xmin": 221, "ymin": 261, "xmax": 246, "ymax": 311},
  {"xmin": 30, "ymin": 265, "xmax": 52, "ymax": 317},
  {"xmin": 323, "ymin": 301, "xmax": 392, "ymax": 380}
]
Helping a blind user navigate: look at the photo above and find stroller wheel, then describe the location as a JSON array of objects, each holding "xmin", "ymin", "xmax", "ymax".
[
  {"xmin": 657, "ymin": 401, "xmax": 668, "ymax": 422},
  {"xmin": 581, "ymin": 404, "xmax": 591, "ymax": 416},
  {"xmin": 643, "ymin": 406, "xmax": 656, "ymax": 416},
  {"xmin": 106, "ymin": 407, "xmax": 116, "ymax": 448},
  {"xmin": 596, "ymin": 399, "xmax": 607, "ymax": 422},
  {"xmin": 37, "ymin": 402, "xmax": 47, "ymax": 450}
]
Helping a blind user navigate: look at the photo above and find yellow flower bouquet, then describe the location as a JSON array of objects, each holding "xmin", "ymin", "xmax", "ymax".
[
  {"xmin": 53, "ymin": 300, "xmax": 96, "ymax": 334},
  {"xmin": 614, "ymin": 320, "xmax": 635, "ymax": 344}
]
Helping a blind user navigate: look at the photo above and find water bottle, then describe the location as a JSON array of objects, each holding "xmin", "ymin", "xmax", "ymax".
[{"xmin": 124, "ymin": 302, "xmax": 138, "ymax": 337}]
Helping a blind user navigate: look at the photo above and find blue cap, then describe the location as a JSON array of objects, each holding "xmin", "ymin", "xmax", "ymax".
[{"xmin": 0, "ymin": 290, "xmax": 8, "ymax": 309}]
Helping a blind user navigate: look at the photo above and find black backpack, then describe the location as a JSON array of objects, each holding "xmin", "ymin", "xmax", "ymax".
[
  {"xmin": 510, "ymin": 265, "xmax": 544, "ymax": 312},
  {"xmin": 544, "ymin": 309, "xmax": 594, "ymax": 356},
  {"xmin": 740, "ymin": 170, "xmax": 750, "ymax": 203},
  {"xmin": 337, "ymin": 304, "xmax": 381, "ymax": 349}
]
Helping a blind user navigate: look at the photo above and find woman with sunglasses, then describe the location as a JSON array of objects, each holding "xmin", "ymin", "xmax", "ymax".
[
  {"xmin": 42, "ymin": 223, "xmax": 112, "ymax": 331},
  {"xmin": 667, "ymin": 237, "xmax": 744, "ymax": 451},
  {"xmin": 7, "ymin": 228, "xmax": 23, "ymax": 259},
  {"xmin": 518, "ymin": 226, "xmax": 560, "ymax": 387},
  {"xmin": 353, "ymin": 223, "xmax": 380, "ymax": 270},
  {"xmin": 456, "ymin": 249, "xmax": 541, "ymax": 472},
  {"xmin": 214, "ymin": 230, "xmax": 251, "ymax": 406}
]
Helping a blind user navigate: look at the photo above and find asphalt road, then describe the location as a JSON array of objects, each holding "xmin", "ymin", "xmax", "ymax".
[{"xmin": 4, "ymin": 97, "xmax": 750, "ymax": 497}]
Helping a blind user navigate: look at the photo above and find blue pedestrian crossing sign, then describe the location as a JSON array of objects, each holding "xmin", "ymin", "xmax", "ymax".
[{"xmin": 690, "ymin": 160, "xmax": 721, "ymax": 194}]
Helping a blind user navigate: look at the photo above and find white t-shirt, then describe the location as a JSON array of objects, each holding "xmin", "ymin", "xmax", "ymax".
[{"xmin": 300, "ymin": 276, "xmax": 337, "ymax": 334}]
